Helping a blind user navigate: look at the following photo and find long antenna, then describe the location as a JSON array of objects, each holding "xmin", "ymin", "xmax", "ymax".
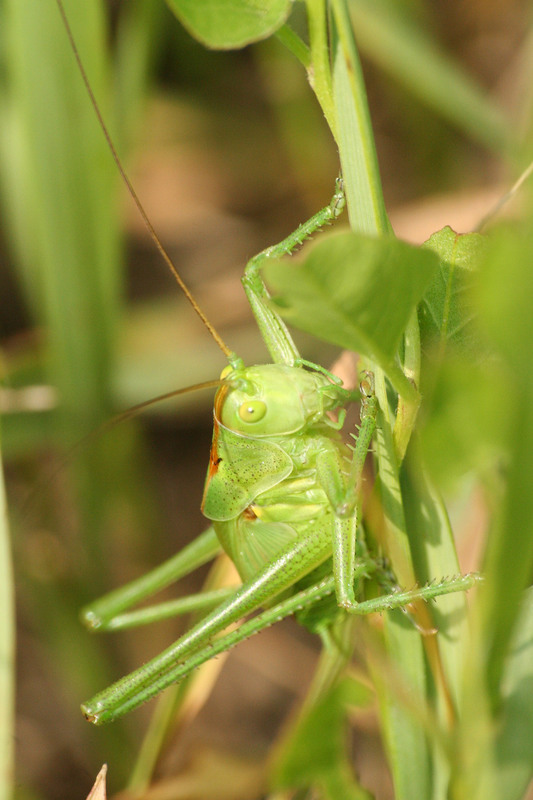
[
  {"xmin": 55, "ymin": 0, "xmax": 232, "ymax": 359},
  {"xmin": 21, "ymin": 379, "xmax": 224, "ymax": 517}
]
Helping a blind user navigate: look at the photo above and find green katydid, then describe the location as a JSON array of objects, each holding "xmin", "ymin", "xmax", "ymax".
[
  {"xmin": 76, "ymin": 187, "xmax": 477, "ymax": 724},
  {"xmin": 54, "ymin": 0, "xmax": 479, "ymax": 726}
]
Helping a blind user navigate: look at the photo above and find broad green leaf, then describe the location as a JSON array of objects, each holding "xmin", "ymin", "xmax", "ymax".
[
  {"xmin": 165, "ymin": 0, "xmax": 292, "ymax": 49},
  {"xmin": 420, "ymin": 226, "xmax": 486, "ymax": 354},
  {"xmin": 417, "ymin": 228, "xmax": 506, "ymax": 491},
  {"xmin": 417, "ymin": 355, "xmax": 507, "ymax": 490},
  {"xmin": 264, "ymin": 230, "xmax": 438, "ymax": 369}
]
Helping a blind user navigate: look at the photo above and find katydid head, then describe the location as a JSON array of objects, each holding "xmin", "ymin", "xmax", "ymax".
[{"xmin": 216, "ymin": 364, "xmax": 349, "ymax": 437}]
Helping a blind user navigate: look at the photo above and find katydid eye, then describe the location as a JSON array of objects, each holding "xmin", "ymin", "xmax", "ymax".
[
  {"xmin": 238, "ymin": 400, "xmax": 266, "ymax": 422},
  {"xmin": 220, "ymin": 365, "xmax": 233, "ymax": 379}
]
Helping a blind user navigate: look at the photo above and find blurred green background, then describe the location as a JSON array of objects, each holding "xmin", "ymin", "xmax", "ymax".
[{"xmin": 0, "ymin": 1, "xmax": 530, "ymax": 798}]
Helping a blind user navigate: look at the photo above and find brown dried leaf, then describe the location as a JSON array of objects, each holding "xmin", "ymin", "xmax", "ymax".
[{"xmin": 86, "ymin": 765, "xmax": 107, "ymax": 800}]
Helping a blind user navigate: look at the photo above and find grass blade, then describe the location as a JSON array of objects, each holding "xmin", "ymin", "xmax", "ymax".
[
  {"xmin": 0, "ymin": 430, "xmax": 14, "ymax": 800},
  {"xmin": 349, "ymin": 0, "xmax": 509, "ymax": 152}
]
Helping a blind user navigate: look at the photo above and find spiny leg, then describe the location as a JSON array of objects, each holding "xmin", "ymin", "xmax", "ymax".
[
  {"xmin": 133, "ymin": 574, "xmax": 482, "ymax": 709},
  {"xmin": 342, "ymin": 371, "xmax": 378, "ymax": 520},
  {"xmin": 241, "ymin": 179, "xmax": 345, "ymax": 366},
  {"xmin": 81, "ymin": 526, "xmax": 221, "ymax": 630},
  {"xmin": 83, "ymin": 565, "xmax": 480, "ymax": 724},
  {"xmin": 81, "ymin": 528, "xmax": 334, "ymax": 724},
  {"xmin": 317, "ymin": 372, "xmax": 378, "ymax": 608},
  {"xmin": 83, "ymin": 570, "xmax": 344, "ymax": 724},
  {"xmin": 337, "ymin": 373, "xmax": 378, "ymax": 608},
  {"xmin": 328, "ymin": 371, "xmax": 480, "ymax": 615},
  {"xmin": 99, "ymin": 586, "xmax": 237, "ymax": 632},
  {"xmin": 351, "ymin": 572, "xmax": 482, "ymax": 614}
]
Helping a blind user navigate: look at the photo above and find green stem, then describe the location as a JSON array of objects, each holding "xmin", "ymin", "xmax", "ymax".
[
  {"xmin": 393, "ymin": 310, "xmax": 422, "ymax": 461},
  {"xmin": 275, "ymin": 24, "xmax": 310, "ymax": 69},
  {"xmin": 305, "ymin": 0, "xmax": 338, "ymax": 140},
  {"xmin": 128, "ymin": 686, "xmax": 182, "ymax": 793},
  {"xmin": 330, "ymin": 0, "xmax": 389, "ymax": 235},
  {"xmin": 386, "ymin": 361, "xmax": 419, "ymax": 408}
]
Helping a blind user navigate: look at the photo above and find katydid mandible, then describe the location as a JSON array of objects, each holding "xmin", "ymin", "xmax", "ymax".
[{"xmin": 54, "ymin": 0, "xmax": 478, "ymax": 726}]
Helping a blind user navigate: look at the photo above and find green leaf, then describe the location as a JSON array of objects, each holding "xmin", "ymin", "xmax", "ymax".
[
  {"xmin": 264, "ymin": 230, "xmax": 438, "ymax": 369},
  {"xmin": 165, "ymin": 0, "xmax": 292, "ymax": 49},
  {"xmin": 476, "ymin": 225, "xmax": 533, "ymax": 378},
  {"xmin": 420, "ymin": 227, "xmax": 486, "ymax": 354},
  {"xmin": 368, "ymin": 613, "xmax": 431, "ymax": 800},
  {"xmin": 401, "ymin": 466, "xmax": 468, "ymax": 797},
  {"xmin": 495, "ymin": 588, "xmax": 533, "ymax": 800},
  {"xmin": 332, "ymin": 5, "xmax": 388, "ymax": 235},
  {"xmin": 417, "ymin": 355, "xmax": 506, "ymax": 491},
  {"xmin": 272, "ymin": 678, "xmax": 373, "ymax": 799},
  {"xmin": 363, "ymin": 374, "xmax": 431, "ymax": 800},
  {"xmin": 471, "ymin": 224, "xmax": 533, "ymax": 704},
  {"xmin": 1, "ymin": 0, "xmax": 121, "ymax": 436},
  {"xmin": 401, "ymin": 466, "xmax": 467, "ymax": 706}
]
